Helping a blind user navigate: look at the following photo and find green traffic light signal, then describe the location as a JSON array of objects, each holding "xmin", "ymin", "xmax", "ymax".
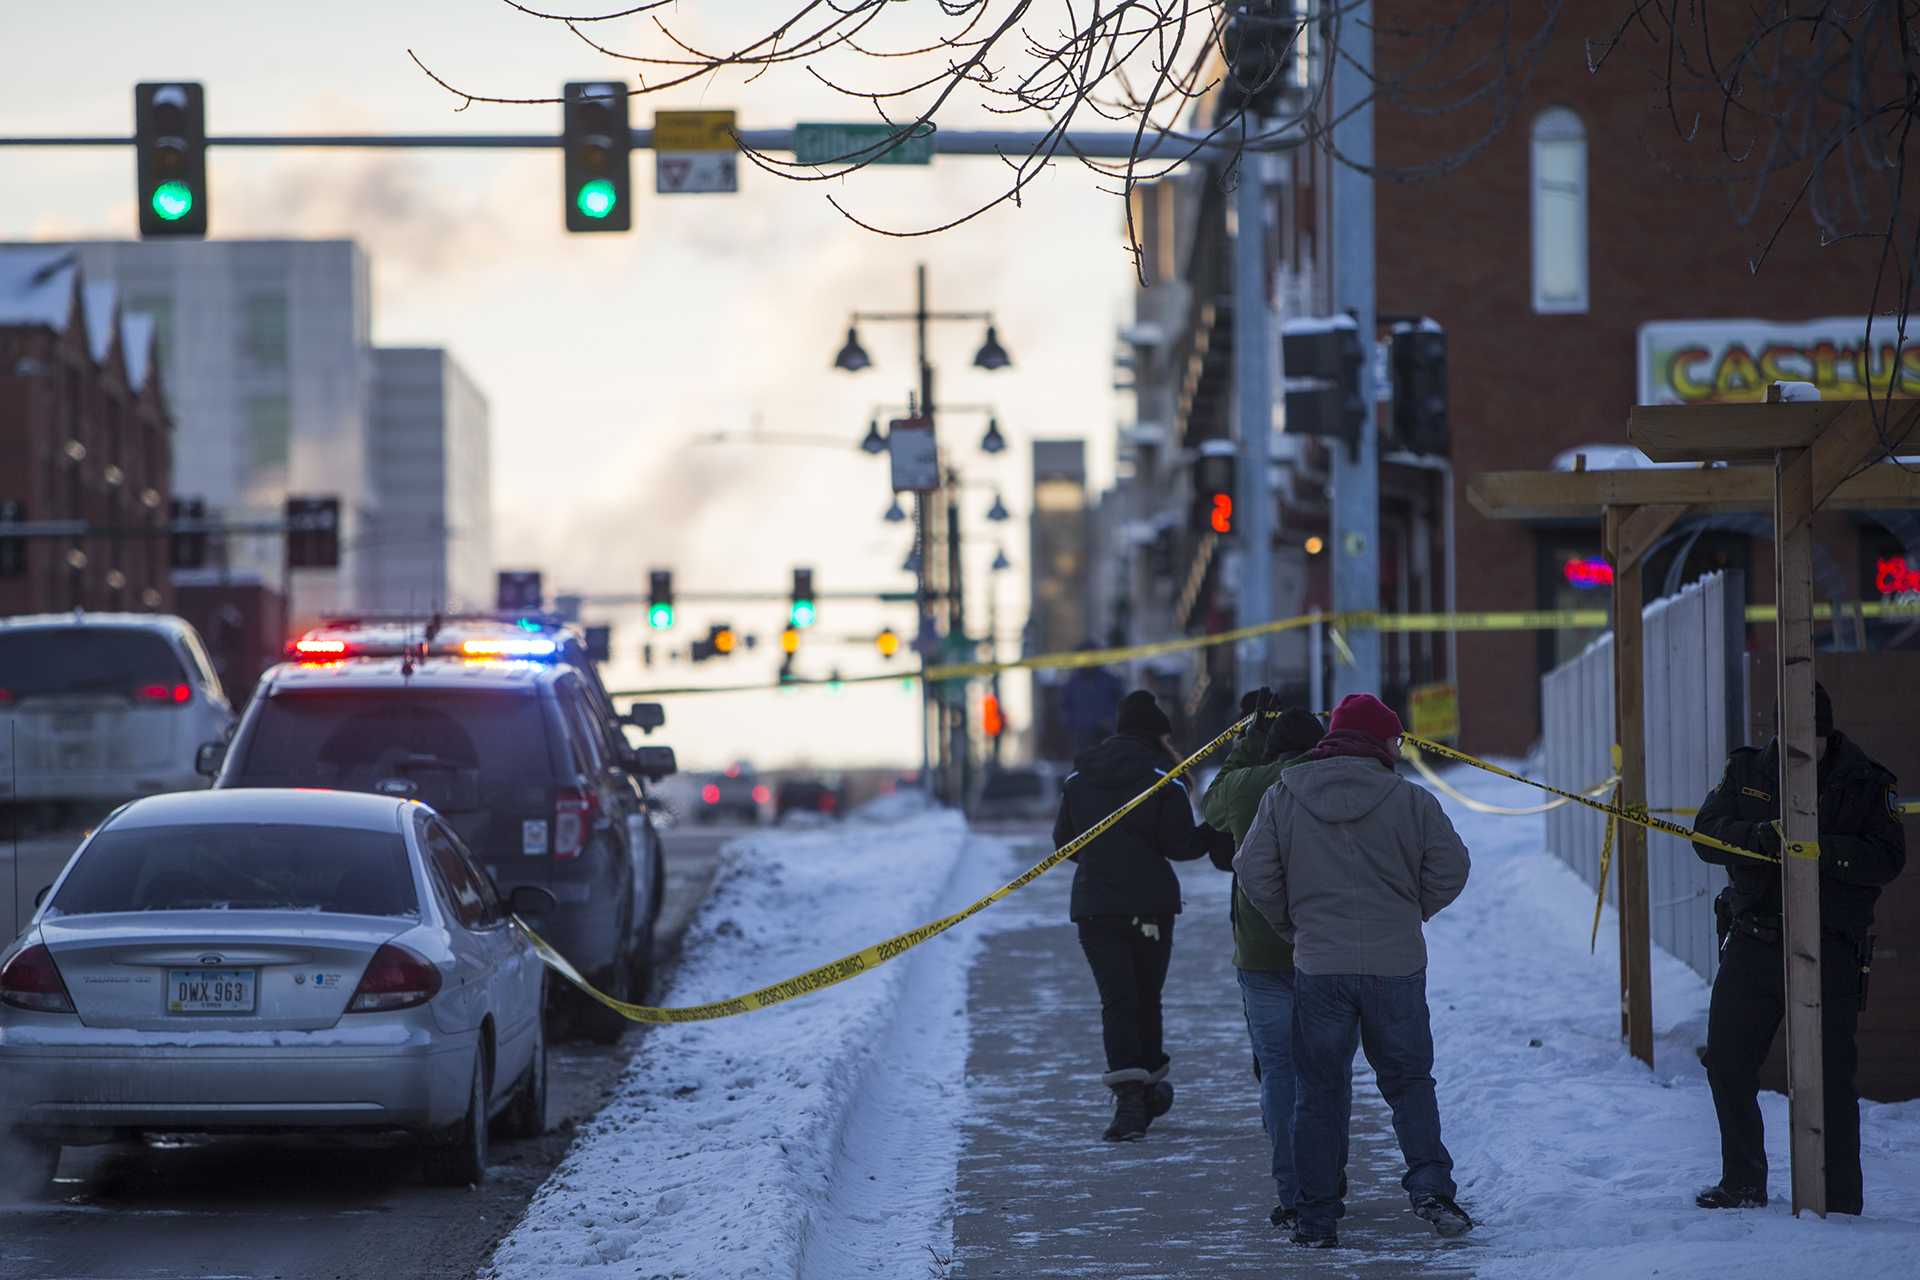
[
  {"xmin": 648, "ymin": 601, "xmax": 674, "ymax": 630},
  {"xmin": 150, "ymin": 181, "xmax": 194, "ymax": 222},
  {"xmin": 575, "ymin": 178, "xmax": 618, "ymax": 220},
  {"xmin": 789, "ymin": 599, "xmax": 817, "ymax": 629}
]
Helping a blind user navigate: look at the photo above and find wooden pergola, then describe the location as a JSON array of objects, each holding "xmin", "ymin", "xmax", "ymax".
[{"xmin": 1468, "ymin": 395, "xmax": 1920, "ymax": 1217}]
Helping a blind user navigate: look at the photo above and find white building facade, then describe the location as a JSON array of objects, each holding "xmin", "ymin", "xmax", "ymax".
[{"xmin": 367, "ymin": 347, "xmax": 493, "ymax": 613}]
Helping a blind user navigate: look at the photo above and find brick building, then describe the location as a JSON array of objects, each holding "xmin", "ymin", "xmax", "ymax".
[
  {"xmin": 0, "ymin": 249, "xmax": 173, "ymax": 617},
  {"xmin": 1108, "ymin": 1, "xmax": 1919, "ymax": 754}
]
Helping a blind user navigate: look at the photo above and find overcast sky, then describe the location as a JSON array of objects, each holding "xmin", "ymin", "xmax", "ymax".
[{"xmin": 0, "ymin": 1, "xmax": 1143, "ymax": 770}]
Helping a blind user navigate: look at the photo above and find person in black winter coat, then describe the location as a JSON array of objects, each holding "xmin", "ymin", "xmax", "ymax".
[
  {"xmin": 1053, "ymin": 689, "xmax": 1234, "ymax": 1142},
  {"xmin": 1690, "ymin": 683, "xmax": 1906, "ymax": 1214}
]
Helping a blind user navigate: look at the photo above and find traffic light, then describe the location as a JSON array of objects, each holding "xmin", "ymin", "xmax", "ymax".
[
  {"xmin": 1281, "ymin": 316, "xmax": 1368, "ymax": 454},
  {"xmin": 648, "ymin": 568, "xmax": 674, "ymax": 629},
  {"xmin": 563, "ymin": 81, "xmax": 631, "ymax": 232},
  {"xmin": 497, "ymin": 570, "xmax": 543, "ymax": 613},
  {"xmin": 0, "ymin": 500, "xmax": 25, "ymax": 578},
  {"xmin": 710, "ymin": 623, "xmax": 737, "ymax": 656},
  {"xmin": 780, "ymin": 626, "xmax": 800, "ymax": 655},
  {"xmin": 1217, "ymin": 2, "xmax": 1297, "ymax": 122},
  {"xmin": 981, "ymin": 693, "xmax": 1005, "ymax": 739},
  {"xmin": 168, "ymin": 497, "xmax": 207, "ymax": 570},
  {"xmin": 285, "ymin": 496, "xmax": 341, "ymax": 569},
  {"xmin": 789, "ymin": 567, "xmax": 816, "ymax": 629},
  {"xmin": 136, "ymin": 83, "xmax": 207, "ymax": 238},
  {"xmin": 875, "ymin": 627, "xmax": 901, "ymax": 659},
  {"xmin": 1192, "ymin": 448, "xmax": 1236, "ymax": 537},
  {"xmin": 1390, "ymin": 321, "xmax": 1450, "ymax": 456}
]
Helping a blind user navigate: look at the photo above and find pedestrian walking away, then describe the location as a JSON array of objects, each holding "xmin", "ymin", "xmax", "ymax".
[
  {"xmin": 1055, "ymin": 689, "xmax": 1235, "ymax": 1142},
  {"xmin": 1233, "ymin": 692, "xmax": 1474, "ymax": 1248},
  {"xmin": 1690, "ymin": 682, "xmax": 1906, "ymax": 1215},
  {"xmin": 1201, "ymin": 688, "xmax": 1346, "ymax": 1231}
]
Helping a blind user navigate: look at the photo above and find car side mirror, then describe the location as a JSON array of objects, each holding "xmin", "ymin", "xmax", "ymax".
[
  {"xmin": 633, "ymin": 745, "xmax": 677, "ymax": 781},
  {"xmin": 507, "ymin": 885, "xmax": 558, "ymax": 917},
  {"xmin": 33, "ymin": 885, "xmax": 52, "ymax": 910},
  {"xmin": 195, "ymin": 741, "xmax": 227, "ymax": 778},
  {"xmin": 624, "ymin": 702, "xmax": 665, "ymax": 734}
]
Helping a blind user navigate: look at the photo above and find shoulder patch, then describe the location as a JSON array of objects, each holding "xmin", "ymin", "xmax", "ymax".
[{"xmin": 1740, "ymin": 786, "xmax": 1773, "ymax": 802}]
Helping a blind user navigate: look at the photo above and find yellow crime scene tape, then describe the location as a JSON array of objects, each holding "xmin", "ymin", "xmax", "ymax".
[
  {"xmin": 512, "ymin": 715, "xmax": 1253, "ymax": 1025},
  {"xmin": 1403, "ymin": 741, "xmax": 1617, "ymax": 816}
]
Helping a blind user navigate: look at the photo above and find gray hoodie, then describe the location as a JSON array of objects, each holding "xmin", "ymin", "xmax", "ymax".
[{"xmin": 1232, "ymin": 756, "xmax": 1470, "ymax": 977}]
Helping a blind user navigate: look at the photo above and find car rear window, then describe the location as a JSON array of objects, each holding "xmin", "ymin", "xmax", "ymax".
[
  {"xmin": 49, "ymin": 823, "xmax": 419, "ymax": 918},
  {"xmin": 227, "ymin": 691, "xmax": 556, "ymax": 810},
  {"xmin": 0, "ymin": 627, "xmax": 186, "ymax": 701}
]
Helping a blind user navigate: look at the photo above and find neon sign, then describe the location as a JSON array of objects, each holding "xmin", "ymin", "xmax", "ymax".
[
  {"xmin": 1563, "ymin": 557, "xmax": 1614, "ymax": 589},
  {"xmin": 1876, "ymin": 556, "xmax": 1920, "ymax": 597}
]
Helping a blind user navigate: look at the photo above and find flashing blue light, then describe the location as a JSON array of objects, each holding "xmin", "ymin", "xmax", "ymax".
[
  {"xmin": 515, "ymin": 617, "xmax": 543, "ymax": 633},
  {"xmin": 461, "ymin": 637, "xmax": 558, "ymax": 659}
]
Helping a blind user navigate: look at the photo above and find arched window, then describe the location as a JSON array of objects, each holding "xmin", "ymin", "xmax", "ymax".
[{"xmin": 1531, "ymin": 107, "xmax": 1588, "ymax": 314}]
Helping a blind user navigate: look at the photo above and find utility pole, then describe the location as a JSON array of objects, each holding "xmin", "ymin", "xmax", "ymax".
[
  {"xmin": 1329, "ymin": 1, "xmax": 1383, "ymax": 702},
  {"xmin": 1233, "ymin": 142, "xmax": 1276, "ymax": 685}
]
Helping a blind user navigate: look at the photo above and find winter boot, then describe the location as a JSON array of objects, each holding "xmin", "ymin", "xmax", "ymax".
[
  {"xmin": 1269, "ymin": 1205, "xmax": 1298, "ymax": 1230},
  {"xmin": 1100, "ymin": 1068, "xmax": 1151, "ymax": 1142},
  {"xmin": 1695, "ymin": 1184, "xmax": 1767, "ymax": 1210},
  {"xmin": 1289, "ymin": 1228, "xmax": 1338, "ymax": 1249},
  {"xmin": 1412, "ymin": 1193, "xmax": 1474, "ymax": 1238},
  {"xmin": 1144, "ymin": 1060, "xmax": 1173, "ymax": 1126}
]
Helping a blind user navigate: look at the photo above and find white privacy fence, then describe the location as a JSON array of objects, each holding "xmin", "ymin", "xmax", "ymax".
[{"xmin": 1541, "ymin": 572, "xmax": 1744, "ymax": 982}]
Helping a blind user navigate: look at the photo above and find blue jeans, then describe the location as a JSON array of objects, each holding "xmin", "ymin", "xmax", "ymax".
[
  {"xmin": 1291, "ymin": 969, "xmax": 1455, "ymax": 1236},
  {"xmin": 1238, "ymin": 968, "xmax": 1351, "ymax": 1208}
]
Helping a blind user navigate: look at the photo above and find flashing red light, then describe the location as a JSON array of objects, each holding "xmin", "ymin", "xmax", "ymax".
[
  {"xmin": 752, "ymin": 784, "xmax": 771, "ymax": 805},
  {"xmin": 1209, "ymin": 492, "xmax": 1234, "ymax": 535},
  {"xmin": 1876, "ymin": 556, "xmax": 1920, "ymax": 596},
  {"xmin": 702, "ymin": 783, "xmax": 721, "ymax": 805},
  {"xmin": 981, "ymin": 693, "xmax": 1005, "ymax": 738},
  {"xmin": 134, "ymin": 683, "xmax": 191, "ymax": 704},
  {"xmin": 293, "ymin": 637, "xmax": 349, "ymax": 658},
  {"xmin": 723, "ymin": 763, "xmax": 742, "ymax": 779},
  {"xmin": 1563, "ymin": 557, "xmax": 1614, "ymax": 589}
]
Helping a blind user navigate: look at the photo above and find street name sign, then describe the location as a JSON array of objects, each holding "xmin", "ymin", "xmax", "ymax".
[
  {"xmin": 793, "ymin": 122, "xmax": 934, "ymax": 167},
  {"xmin": 655, "ymin": 110, "xmax": 738, "ymax": 194}
]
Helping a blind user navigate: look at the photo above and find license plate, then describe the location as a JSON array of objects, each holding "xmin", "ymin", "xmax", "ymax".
[{"xmin": 166, "ymin": 968, "xmax": 257, "ymax": 1013}]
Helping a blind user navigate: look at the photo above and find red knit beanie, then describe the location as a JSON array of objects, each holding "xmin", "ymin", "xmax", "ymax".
[{"xmin": 1328, "ymin": 693, "xmax": 1404, "ymax": 745}]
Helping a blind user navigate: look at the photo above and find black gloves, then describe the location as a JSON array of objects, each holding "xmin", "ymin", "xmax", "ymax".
[{"xmin": 1205, "ymin": 823, "xmax": 1237, "ymax": 871}]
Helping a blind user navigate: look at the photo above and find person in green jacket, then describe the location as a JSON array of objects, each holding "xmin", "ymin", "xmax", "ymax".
[{"xmin": 1202, "ymin": 689, "xmax": 1338, "ymax": 1230}]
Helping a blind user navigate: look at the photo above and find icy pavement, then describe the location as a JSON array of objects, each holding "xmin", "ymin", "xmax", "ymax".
[
  {"xmin": 483, "ymin": 804, "xmax": 1010, "ymax": 1280},
  {"xmin": 951, "ymin": 839, "xmax": 1470, "ymax": 1279}
]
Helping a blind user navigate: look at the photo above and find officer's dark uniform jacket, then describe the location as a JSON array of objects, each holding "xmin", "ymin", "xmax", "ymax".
[
  {"xmin": 1054, "ymin": 732, "xmax": 1220, "ymax": 920},
  {"xmin": 1690, "ymin": 731, "xmax": 1906, "ymax": 940}
]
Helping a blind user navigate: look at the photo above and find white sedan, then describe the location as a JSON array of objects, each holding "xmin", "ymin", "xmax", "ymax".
[{"xmin": 0, "ymin": 788, "xmax": 552, "ymax": 1196}]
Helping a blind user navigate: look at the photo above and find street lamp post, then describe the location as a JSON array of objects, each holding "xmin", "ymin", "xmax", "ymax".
[{"xmin": 835, "ymin": 263, "xmax": 1011, "ymax": 809}]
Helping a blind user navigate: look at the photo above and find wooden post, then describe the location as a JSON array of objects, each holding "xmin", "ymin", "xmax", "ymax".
[
  {"xmin": 1605, "ymin": 506, "xmax": 1655, "ymax": 1067},
  {"xmin": 1774, "ymin": 444, "xmax": 1827, "ymax": 1217}
]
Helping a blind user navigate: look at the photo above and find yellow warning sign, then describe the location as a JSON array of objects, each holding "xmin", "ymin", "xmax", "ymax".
[
  {"xmin": 653, "ymin": 110, "xmax": 736, "ymax": 152},
  {"xmin": 1408, "ymin": 681, "xmax": 1460, "ymax": 742}
]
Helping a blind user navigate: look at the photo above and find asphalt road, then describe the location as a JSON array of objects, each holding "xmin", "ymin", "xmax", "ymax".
[{"xmin": 0, "ymin": 818, "xmax": 748, "ymax": 1280}]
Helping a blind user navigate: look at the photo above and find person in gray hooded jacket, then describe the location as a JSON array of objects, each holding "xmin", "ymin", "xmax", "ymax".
[{"xmin": 1232, "ymin": 692, "xmax": 1472, "ymax": 1248}]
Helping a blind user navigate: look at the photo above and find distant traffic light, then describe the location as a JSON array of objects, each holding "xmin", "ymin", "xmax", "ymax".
[
  {"xmin": 1390, "ymin": 321, "xmax": 1450, "ymax": 456},
  {"xmin": 981, "ymin": 693, "xmax": 1005, "ymax": 738},
  {"xmin": 648, "ymin": 568, "xmax": 674, "ymax": 629},
  {"xmin": 285, "ymin": 495, "xmax": 341, "ymax": 570},
  {"xmin": 1192, "ymin": 448, "xmax": 1236, "ymax": 537},
  {"xmin": 711, "ymin": 623, "xmax": 737, "ymax": 656},
  {"xmin": 790, "ymin": 567, "xmax": 816, "ymax": 629},
  {"xmin": 875, "ymin": 627, "xmax": 900, "ymax": 659},
  {"xmin": 780, "ymin": 626, "xmax": 800, "ymax": 655},
  {"xmin": 1281, "ymin": 316, "xmax": 1367, "ymax": 453},
  {"xmin": 136, "ymin": 83, "xmax": 207, "ymax": 238},
  {"xmin": 563, "ymin": 81, "xmax": 631, "ymax": 232},
  {"xmin": 168, "ymin": 497, "xmax": 207, "ymax": 570}
]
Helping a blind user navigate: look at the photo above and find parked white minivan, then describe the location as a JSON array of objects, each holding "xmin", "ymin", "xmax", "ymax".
[{"xmin": 0, "ymin": 613, "xmax": 234, "ymax": 804}]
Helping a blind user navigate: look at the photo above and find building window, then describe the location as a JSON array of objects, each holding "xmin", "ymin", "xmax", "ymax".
[
  {"xmin": 1531, "ymin": 107, "xmax": 1588, "ymax": 314},
  {"xmin": 241, "ymin": 292, "xmax": 289, "ymax": 369},
  {"xmin": 246, "ymin": 394, "xmax": 291, "ymax": 472}
]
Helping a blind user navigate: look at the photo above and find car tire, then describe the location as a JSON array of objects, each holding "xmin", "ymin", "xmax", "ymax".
[
  {"xmin": 579, "ymin": 953, "xmax": 632, "ymax": 1046},
  {"xmin": 0, "ymin": 1134, "xmax": 60, "ymax": 1199},
  {"xmin": 422, "ymin": 1047, "xmax": 490, "ymax": 1187},
  {"xmin": 495, "ymin": 1013, "xmax": 548, "ymax": 1141}
]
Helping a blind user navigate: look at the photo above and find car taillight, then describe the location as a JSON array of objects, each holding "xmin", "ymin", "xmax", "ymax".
[
  {"xmin": 702, "ymin": 784, "xmax": 720, "ymax": 805},
  {"xmin": 133, "ymin": 683, "xmax": 191, "ymax": 705},
  {"xmin": 346, "ymin": 943, "xmax": 442, "ymax": 1013},
  {"xmin": 554, "ymin": 786, "xmax": 596, "ymax": 858},
  {"xmin": 818, "ymin": 791, "xmax": 838, "ymax": 814},
  {"xmin": 752, "ymin": 785, "xmax": 771, "ymax": 805},
  {"xmin": 0, "ymin": 944, "xmax": 75, "ymax": 1014}
]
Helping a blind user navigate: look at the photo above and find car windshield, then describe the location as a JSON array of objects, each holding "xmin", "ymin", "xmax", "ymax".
[
  {"xmin": 0, "ymin": 627, "xmax": 186, "ymax": 700},
  {"xmin": 228, "ymin": 691, "xmax": 554, "ymax": 810},
  {"xmin": 48, "ymin": 822, "xmax": 419, "ymax": 918}
]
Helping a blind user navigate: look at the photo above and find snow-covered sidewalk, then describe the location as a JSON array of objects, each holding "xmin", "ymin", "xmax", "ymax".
[
  {"xmin": 483, "ymin": 803, "xmax": 1011, "ymax": 1280},
  {"xmin": 1424, "ymin": 764, "xmax": 1920, "ymax": 1278}
]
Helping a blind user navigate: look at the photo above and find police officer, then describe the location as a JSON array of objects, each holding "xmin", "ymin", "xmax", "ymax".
[{"xmin": 1690, "ymin": 683, "xmax": 1906, "ymax": 1214}]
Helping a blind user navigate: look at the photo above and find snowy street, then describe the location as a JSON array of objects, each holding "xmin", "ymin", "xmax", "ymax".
[{"xmin": 481, "ymin": 768, "xmax": 1920, "ymax": 1280}]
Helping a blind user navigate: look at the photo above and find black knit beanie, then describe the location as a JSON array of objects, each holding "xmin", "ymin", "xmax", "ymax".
[{"xmin": 1116, "ymin": 690, "xmax": 1172, "ymax": 737}]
